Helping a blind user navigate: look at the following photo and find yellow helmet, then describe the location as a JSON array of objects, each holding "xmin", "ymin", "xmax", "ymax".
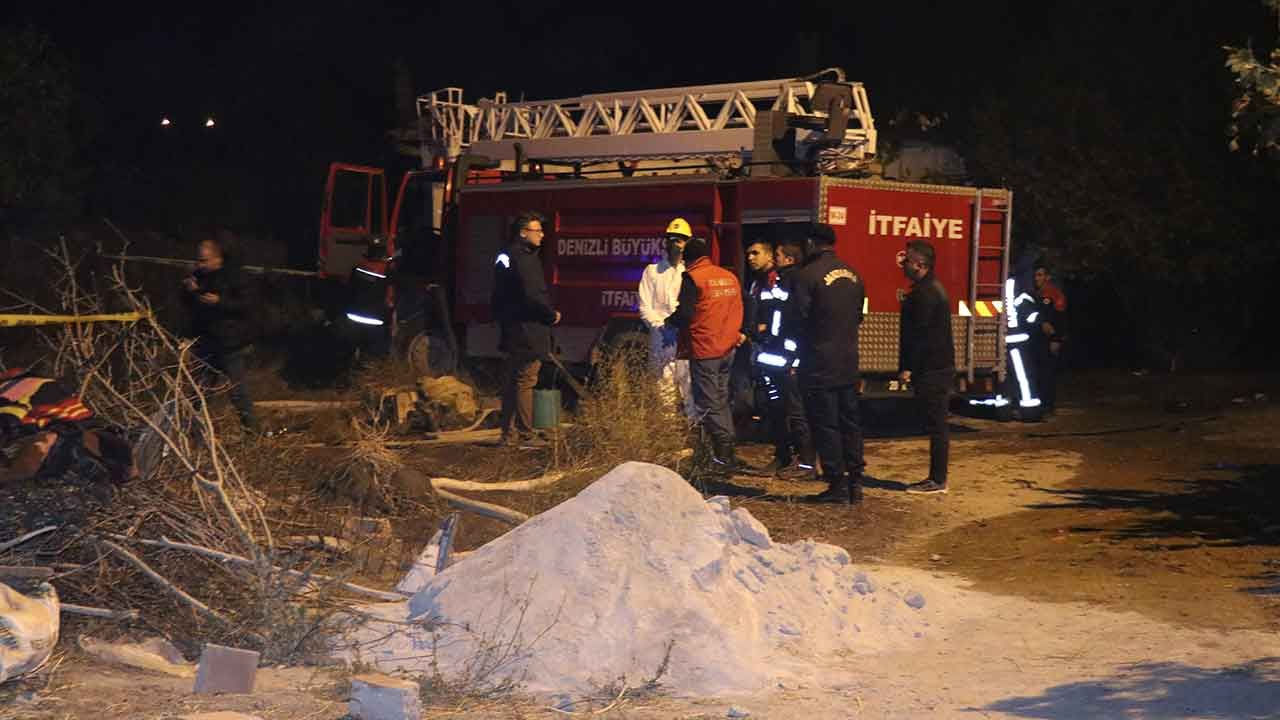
[{"xmin": 665, "ymin": 217, "xmax": 693, "ymax": 239}]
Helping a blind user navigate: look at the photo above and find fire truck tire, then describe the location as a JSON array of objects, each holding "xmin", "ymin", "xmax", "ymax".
[{"xmin": 406, "ymin": 331, "xmax": 458, "ymax": 378}]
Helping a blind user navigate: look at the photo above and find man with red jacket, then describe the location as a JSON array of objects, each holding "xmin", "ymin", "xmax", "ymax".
[{"xmin": 663, "ymin": 236, "xmax": 749, "ymax": 475}]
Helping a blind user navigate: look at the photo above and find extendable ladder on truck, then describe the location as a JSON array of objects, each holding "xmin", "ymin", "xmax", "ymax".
[{"xmin": 414, "ymin": 69, "xmax": 877, "ymax": 167}]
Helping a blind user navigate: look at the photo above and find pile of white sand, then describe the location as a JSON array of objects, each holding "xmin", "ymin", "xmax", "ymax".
[{"xmin": 346, "ymin": 462, "xmax": 939, "ymax": 695}]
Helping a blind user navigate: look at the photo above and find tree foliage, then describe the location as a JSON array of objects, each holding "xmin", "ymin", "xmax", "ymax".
[
  {"xmin": 964, "ymin": 7, "xmax": 1269, "ymax": 368},
  {"xmin": 0, "ymin": 27, "xmax": 80, "ymax": 212},
  {"xmin": 1225, "ymin": 0, "xmax": 1280, "ymax": 156}
]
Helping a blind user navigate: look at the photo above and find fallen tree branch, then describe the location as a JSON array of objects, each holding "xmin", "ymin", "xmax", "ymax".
[
  {"xmin": 253, "ymin": 400, "xmax": 360, "ymax": 410},
  {"xmin": 0, "ymin": 566, "xmax": 54, "ymax": 580},
  {"xmin": 431, "ymin": 472, "xmax": 567, "ymax": 494},
  {"xmin": 62, "ymin": 603, "xmax": 140, "ymax": 621},
  {"xmin": 99, "ymin": 539, "xmax": 235, "ymax": 630},
  {"xmin": 433, "ymin": 487, "xmax": 529, "ymax": 525},
  {"xmin": 104, "ymin": 534, "xmax": 404, "ymax": 602},
  {"xmin": 0, "ymin": 525, "xmax": 59, "ymax": 554}
]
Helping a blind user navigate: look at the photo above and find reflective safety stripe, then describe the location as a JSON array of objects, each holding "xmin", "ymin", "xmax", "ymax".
[
  {"xmin": 756, "ymin": 352, "xmax": 788, "ymax": 367},
  {"xmin": 355, "ymin": 266, "xmax": 386, "ymax": 279},
  {"xmin": 760, "ymin": 291, "xmax": 773, "ymax": 301},
  {"xmin": 783, "ymin": 339, "xmax": 797, "ymax": 352},
  {"xmin": 1006, "ymin": 332, "xmax": 1030, "ymax": 344},
  {"xmin": 969, "ymin": 395, "xmax": 1010, "ymax": 408},
  {"xmin": 771, "ymin": 310, "xmax": 781, "ymax": 337},
  {"xmin": 1005, "ymin": 279, "xmax": 1018, "ymax": 329},
  {"xmin": 792, "ymin": 358, "xmax": 800, "ymax": 368},
  {"xmin": 770, "ymin": 286, "xmax": 790, "ymax": 300},
  {"xmin": 959, "ymin": 301, "xmax": 972, "ymax": 317},
  {"xmin": 495, "ymin": 252, "xmax": 511, "ymax": 268},
  {"xmin": 1010, "ymin": 348, "xmax": 1041, "ymax": 408},
  {"xmin": 1027, "ymin": 312, "xmax": 1039, "ymax": 323},
  {"xmin": 346, "ymin": 312, "xmax": 385, "ymax": 326},
  {"xmin": 975, "ymin": 302, "xmax": 995, "ymax": 318},
  {"xmin": 862, "ymin": 296, "xmax": 869, "ymax": 315}
]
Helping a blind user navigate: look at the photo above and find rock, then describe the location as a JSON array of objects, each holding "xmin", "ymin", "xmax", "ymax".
[
  {"xmin": 727, "ymin": 706, "xmax": 752, "ymax": 718},
  {"xmin": 904, "ymin": 592, "xmax": 926, "ymax": 610},
  {"xmin": 79, "ymin": 635, "xmax": 194, "ymax": 678},
  {"xmin": 179, "ymin": 714, "xmax": 265, "ymax": 720},
  {"xmin": 728, "ymin": 508, "xmax": 772, "ymax": 548},
  {"xmin": 417, "ymin": 376, "xmax": 478, "ymax": 429},
  {"xmin": 350, "ymin": 672, "xmax": 423, "ymax": 720},
  {"xmin": 192, "ymin": 643, "xmax": 259, "ymax": 695},
  {"xmin": 852, "ymin": 571, "xmax": 876, "ymax": 595},
  {"xmin": 346, "ymin": 517, "xmax": 393, "ymax": 538},
  {"xmin": 0, "ymin": 581, "xmax": 59, "ymax": 684}
]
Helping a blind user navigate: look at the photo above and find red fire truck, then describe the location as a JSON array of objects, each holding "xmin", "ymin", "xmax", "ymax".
[{"xmin": 319, "ymin": 69, "xmax": 1012, "ymax": 399}]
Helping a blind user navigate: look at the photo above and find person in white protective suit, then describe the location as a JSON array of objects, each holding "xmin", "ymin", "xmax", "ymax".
[{"xmin": 637, "ymin": 218, "xmax": 695, "ymax": 419}]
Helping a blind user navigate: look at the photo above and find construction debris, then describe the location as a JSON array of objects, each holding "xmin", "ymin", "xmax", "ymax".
[
  {"xmin": 193, "ymin": 643, "xmax": 260, "ymax": 695},
  {"xmin": 0, "ymin": 581, "xmax": 59, "ymax": 684},
  {"xmin": 79, "ymin": 635, "xmax": 194, "ymax": 677},
  {"xmin": 349, "ymin": 673, "xmax": 423, "ymax": 720}
]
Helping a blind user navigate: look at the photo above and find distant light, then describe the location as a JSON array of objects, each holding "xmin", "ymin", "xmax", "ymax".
[
  {"xmin": 160, "ymin": 117, "xmax": 172, "ymax": 127},
  {"xmin": 205, "ymin": 117, "xmax": 216, "ymax": 128}
]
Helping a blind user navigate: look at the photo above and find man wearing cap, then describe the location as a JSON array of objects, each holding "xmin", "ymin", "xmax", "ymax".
[
  {"xmin": 790, "ymin": 223, "xmax": 866, "ymax": 504},
  {"xmin": 638, "ymin": 218, "xmax": 693, "ymax": 418}
]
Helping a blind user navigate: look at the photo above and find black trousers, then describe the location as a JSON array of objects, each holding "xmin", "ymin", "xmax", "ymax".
[
  {"xmin": 764, "ymin": 371, "xmax": 814, "ymax": 466},
  {"xmin": 1034, "ymin": 341, "xmax": 1059, "ymax": 410},
  {"xmin": 803, "ymin": 381, "xmax": 864, "ymax": 478},
  {"xmin": 914, "ymin": 369, "xmax": 952, "ymax": 484},
  {"xmin": 196, "ymin": 343, "xmax": 258, "ymax": 431}
]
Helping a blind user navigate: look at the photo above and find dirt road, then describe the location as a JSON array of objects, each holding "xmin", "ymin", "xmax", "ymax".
[{"xmin": 4, "ymin": 371, "xmax": 1278, "ymax": 719}]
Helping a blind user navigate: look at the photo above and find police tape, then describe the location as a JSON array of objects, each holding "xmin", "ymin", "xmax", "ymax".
[{"xmin": 0, "ymin": 312, "xmax": 148, "ymax": 327}]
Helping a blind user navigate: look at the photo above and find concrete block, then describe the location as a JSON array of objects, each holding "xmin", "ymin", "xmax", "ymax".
[
  {"xmin": 179, "ymin": 713, "xmax": 264, "ymax": 720},
  {"xmin": 350, "ymin": 672, "xmax": 422, "ymax": 720},
  {"xmin": 192, "ymin": 643, "xmax": 259, "ymax": 695}
]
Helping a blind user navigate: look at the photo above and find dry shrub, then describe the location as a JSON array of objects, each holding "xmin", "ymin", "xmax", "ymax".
[
  {"xmin": 1, "ymin": 246, "xmax": 396, "ymax": 664},
  {"xmin": 324, "ymin": 414, "xmax": 405, "ymax": 512},
  {"xmin": 565, "ymin": 344, "xmax": 687, "ymax": 470}
]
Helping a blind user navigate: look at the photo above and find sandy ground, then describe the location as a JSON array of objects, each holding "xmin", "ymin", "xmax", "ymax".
[{"xmin": 4, "ymin": 372, "xmax": 1279, "ymax": 719}]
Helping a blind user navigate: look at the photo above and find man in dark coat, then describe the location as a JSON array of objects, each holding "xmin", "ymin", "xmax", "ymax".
[
  {"xmin": 897, "ymin": 239, "xmax": 955, "ymax": 494},
  {"xmin": 181, "ymin": 235, "xmax": 258, "ymax": 432},
  {"xmin": 790, "ymin": 223, "xmax": 866, "ymax": 504},
  {"xmin": 492, "ymin": 211, "xmax": 559, "ymax": 445}
]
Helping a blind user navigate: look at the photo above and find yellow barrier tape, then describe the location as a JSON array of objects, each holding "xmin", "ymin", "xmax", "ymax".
[{"xmin": 0, "ymin": 312, "xmax": 148, "ymax": 327}]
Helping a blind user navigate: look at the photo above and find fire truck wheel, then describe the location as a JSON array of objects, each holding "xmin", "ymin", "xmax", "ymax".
[{"xmin": 406, "ymin": 331, "xmax": 458, "ymax": 378}]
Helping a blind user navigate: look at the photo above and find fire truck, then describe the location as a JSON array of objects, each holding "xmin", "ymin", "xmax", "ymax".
[{"xmin": 320, "ymin": 68, "xmax": 1013, "ymax": 400}]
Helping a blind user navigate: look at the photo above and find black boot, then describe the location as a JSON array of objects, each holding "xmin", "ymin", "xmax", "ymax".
[
  {"xmin": 847, "ymin": 473, "xmax": 864, "ymax": 505},
  {"xmin": 812, "ymin": 474, "xmax": 850, "ymax": 504}
]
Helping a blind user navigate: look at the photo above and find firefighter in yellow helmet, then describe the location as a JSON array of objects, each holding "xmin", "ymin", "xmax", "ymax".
[{"xmin": 637, "ymin": 218, "xmax": 694, "ymax": 418}]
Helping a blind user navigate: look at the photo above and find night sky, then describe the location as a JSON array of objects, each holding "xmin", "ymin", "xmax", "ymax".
[{"xmin": 8, "ymin": 1, "xmax": 1278, "ymax": 237}]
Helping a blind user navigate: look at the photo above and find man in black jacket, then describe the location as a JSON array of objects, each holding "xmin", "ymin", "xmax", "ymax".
[
  {"xmin": 897, "ymin": 240, "xmax": 954, "ymax": 494},
  {"xmin": 790, "ymin": 223, "xmax": 866, "ymax": 504},
  {"xmin": 492, "ymin": 211, "xmax": 559, "ymax": 446},
  {"xmin": 182, "ymin": 235, "xmax": 258, "ymax": 432}
]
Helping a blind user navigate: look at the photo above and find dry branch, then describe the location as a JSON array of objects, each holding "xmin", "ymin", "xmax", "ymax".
[
  {"xmin": 62, "ymin": 603, "xmax": 140, "ymax": 621},
  {"xmin": 431, "ymin": 472, "xmax": 567, "ymax": 494},
  {"xmin": 99, "ymin": 539, "xmax": 236, "ymax": 630},
  {"xmin": 0, "ymin": 566, "xmax": 55, "ymax": 580},
  {"xmin": 433, "ymin": 488, "xmax": 529, "ymax": 525},
  {"xmin": 0, "ymin": 526, "xmax": 59, "ymax": 554},
  {"xmin": 105, "ymin": 534, "xmax": 404, "ymax": 602}
]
